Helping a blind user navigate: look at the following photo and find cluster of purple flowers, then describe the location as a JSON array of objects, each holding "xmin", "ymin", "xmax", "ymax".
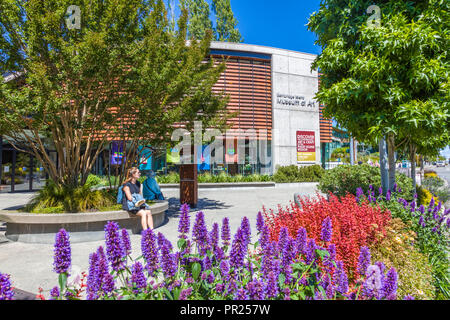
[
  {"xmin": 0, "ymin": 272, "xmax": 14, "ymax": 300},
  {"xmin": 43, "ymin": 202, "xmax": 416, "ymax": 300},
  {"xmin": 358, "ymin": 246, "xmax": 398, "ymax": 300},
  {"xmin": 396, "ymin": 196, "xmax": 449, "ymax": 234},
  {"xmin": 53, "ymin": 229, "xmax": 71, "ymax": 274}
]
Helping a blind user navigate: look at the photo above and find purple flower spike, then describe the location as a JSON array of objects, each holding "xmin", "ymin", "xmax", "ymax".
[
  {"xmin": 256, "ymin": 211, "xmax": 265, "ymax": 234},
  {"xmin": 0, "ymin": 272, "xmax": 14, "ymax": 300},
  {"xmin": 403, "ymin": 295, "xmax": 415, "ymax": 300},
  {"xmin": 102, "ymin": 273, "xmax": 115, "ymax": 295},
  {"xmin": 86, "ymin": 252, "xmax": 99, "ymax": 300},
  {"xmin": 178, "ymin": 203, "xmax": 190, "ymax": 239},
  {"xmin": 131, "ymin": 262, "xmax": 147, "ymax": 294},
  {"xmin": 53, "ymin": 228, "xmax": 71, "ymax": 274},
  {"xmin": 141, "ymin": 228, "xmax": 159, "ymax": 276},
  {"xmin": 104, "ymin": 221, "xmax": 125, "ymax": 272},
  {"xmin": 321, "ymin": 217, "xmax": 333, "ymax": 243},
  {"xmin": 230, "ymin": 227, "xmax": 247, "ymax": 270},
  {"xmin": 386, "ymin": 190, "xmax": 391, "ymax": 201},
  {"xmin": 383, "ymin": 267, "xmax": 398, "ymax": 300},
  {"xmin": 305, "ymin": 238, "xmax": 317, "ymax": 265},
  {"xmin": 334, "ymin": 261, "xmax": 348, "ymax": 294},
  {"xmin": 356, "ymin": 187, "xmax": 364, "ymax": 197},
  {"xmin": 240, "ymin": 217, "xmax": 251, "ymax": 245},
  {"xmin": 259, "ymin": 225, "xmax": 270, "ymax": 253},
  {"xmin": 393, "ymin": 183, "xmax": 398, "ymax": 192},
  {"xmin": 265, "ymin": 271, "xmax": 279, "ymax": 299},
  {"xmin": 235, "ymin": 288, "xmax": 249, "ymax": 300},
  {"xmin": 209, "ymin": 223, "xmax": 220, "ymax": 251},
  {"xmin": 362, "ymin": 264, "xmax": 384, "ymax": 299},
  {"xmin": 159, "ymin": 234, "xmax": 177, "ymax": 278},
  {"xmin": 324, "ymin": 243, "xmax": 336, "ymax": 269},
  {"xmin": 278, "ymin": 227, "xmax": 290, "ymax": 254},
  {"xmin": 296, "ymin": 227, "xmax": 308, "ymax": 255},
  {"xmin": 378, "ymin": 187, "xmax": 383, "ymax": 196},
  {"xmin": 221, "ymin": 217, "xmax": 231, "ymax": 247},
  {"xmin": 357, "ymin": 246, "xmax": 371, "ymax": 277},
  {"xmin": 179, "ymin": 287, "xmax": 193, "ymax": 300},
  {"xmin": 120, "ymin": 228, "xmax": 132, "ymax": 256},
  {"xmin": 50, "ymin": 286, "xmax": 60, "ymax": 300},
  {"xmin": 246, "ymin": 280, "xmax": 265, "ymax": 300},
  {"xmin": 192, "ymin": 211, "xmax": 208, "ymax": 246}
]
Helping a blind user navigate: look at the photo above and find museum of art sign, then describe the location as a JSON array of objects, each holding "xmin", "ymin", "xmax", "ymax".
[{"xmin": 276, "ymin": 93, "xmax": 317, "ymax": 109}]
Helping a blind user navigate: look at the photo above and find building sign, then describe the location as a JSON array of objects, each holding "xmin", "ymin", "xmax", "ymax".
[
  {"xmin": 296, "ymin": 131, "xmax": 316, "ymax": 162},
  {"xmin": 276, "ymin": 93, "xmax": 317, "ymax": 109}
]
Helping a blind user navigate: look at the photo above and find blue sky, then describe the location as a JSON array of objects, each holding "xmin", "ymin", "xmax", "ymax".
[{"xmin": 229, "ymin": 0, "xmax": 322, "ymax": 55}]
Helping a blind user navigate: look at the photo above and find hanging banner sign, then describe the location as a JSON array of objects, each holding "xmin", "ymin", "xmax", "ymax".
[
  {"xmin": 111, "ymin": 141, "xmax": 125, "ymax": 165},
  {"xmin": 296, "ymin": 131, "xmax": 316, "ymax": 162}
]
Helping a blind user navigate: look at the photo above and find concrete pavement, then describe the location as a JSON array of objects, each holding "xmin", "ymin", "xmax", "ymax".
[{"xmin": 0, "ymin": 183, "xmax": 320, "ymax": 298}]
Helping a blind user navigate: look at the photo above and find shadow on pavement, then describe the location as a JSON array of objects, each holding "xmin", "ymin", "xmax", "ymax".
[{"xmin": 156, "ymin": 197, "xmax": 233, "ymax": 228}]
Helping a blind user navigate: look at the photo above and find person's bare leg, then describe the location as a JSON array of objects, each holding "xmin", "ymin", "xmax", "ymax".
[
  {"xmin": 147, "ymin": 210, "xmax": 154, "ymax": 229},
  {"xmin": 137, "ymin": 210, "xmax": 148, "ymax": 231}
]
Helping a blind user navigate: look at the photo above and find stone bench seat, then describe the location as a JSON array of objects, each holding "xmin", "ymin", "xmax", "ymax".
[{"xmin": 0, "ymin": 200, "xmax": 168, "ymax": 244}]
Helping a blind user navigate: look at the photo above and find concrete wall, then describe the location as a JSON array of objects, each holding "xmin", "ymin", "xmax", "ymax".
[{"xmin": 210, "ymin": 42, "xmax": 320, "ymax": 174}]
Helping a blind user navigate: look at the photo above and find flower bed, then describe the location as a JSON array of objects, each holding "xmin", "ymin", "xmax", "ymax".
[{"xmin": 1, "ymin": 204, "xmax": 415, "ymax": 300}]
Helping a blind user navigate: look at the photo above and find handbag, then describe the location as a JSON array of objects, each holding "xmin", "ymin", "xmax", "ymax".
[{"xmin": 126, "ymin": 193, "xmax": 150, "ymax": 211}]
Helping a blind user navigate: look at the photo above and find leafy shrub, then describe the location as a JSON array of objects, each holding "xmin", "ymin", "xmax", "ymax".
[
  {"xmin": 366, "ymin": 190, "xmax": 450, "ymax": 299},
  {"xmin": 417, "ymin": 186, "xmax": 439, "ymax": 206},
  {"xmin": 421, "ymin": 176, "xmax": 449, "ymax": 203},
  {"xmin": 318, "ymin": 164, "xmax": 414, "ymax": 200},
  {"xmin": 85, "ymin": 174, "xmax": 104, "ymax": 187},
  {"xmin": 424, "ymin": 172, "xmax": 438, "ymax": 179},
  {"xmin": 24, "ymin": 180, "xmax": 116, "ymax": 213},
  {"xmin": 273, "ymin": 165, "xmax": 324, "ymax": 183},
  {"xmin": 263, "ymin": 193, "xmax": 391, "ymax": 282},
  {"xmin": 370, "ymin": 218, "xmax": 435, "ymax": 300}
]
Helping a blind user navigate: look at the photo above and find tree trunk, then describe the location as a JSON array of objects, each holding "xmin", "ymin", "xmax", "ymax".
[
  {"xmin": 379, "ymin": 137, "xmax": 389, "ymax": 195},
  {"xmin": 387, "ymin": 133, "xmax": 396, "ymax": 191},
  {"xmin": 410, "ymin": 143, "xmax": 417, "ymax": 194}
]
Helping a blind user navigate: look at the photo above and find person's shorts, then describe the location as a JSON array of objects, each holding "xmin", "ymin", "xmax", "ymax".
[{"xmin": 127, "ymin": 204, "xmax": 151, "ymax": 215}]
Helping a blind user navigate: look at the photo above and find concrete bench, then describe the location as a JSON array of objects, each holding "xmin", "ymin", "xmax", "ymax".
[{"xmin": 0, "ymin": 200, "xmax": 168, "ymax": 244}]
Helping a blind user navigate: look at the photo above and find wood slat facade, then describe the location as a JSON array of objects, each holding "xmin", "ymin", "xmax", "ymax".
[
  {"xmin": 211, "ymin": 55, "xmax": 272, "ymax": 140},
  {"xmin": 318, "ymin": 73, "xmax": 332, "ymax": 143}
]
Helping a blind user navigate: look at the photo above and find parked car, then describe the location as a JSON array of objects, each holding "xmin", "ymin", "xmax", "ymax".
[{"xmin": 436, "ymin": 161, "xmax": 445, "ymax": 167}]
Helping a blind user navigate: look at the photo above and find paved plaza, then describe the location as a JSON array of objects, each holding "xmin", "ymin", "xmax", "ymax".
[{"xmin": 0, "ymin": 183, "xmax": 320, "ymax": 297}]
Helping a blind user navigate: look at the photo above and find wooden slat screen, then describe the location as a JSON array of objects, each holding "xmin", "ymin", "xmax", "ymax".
[
  {"xmin": 211, "ymin": 55, "xmax": 272, "ymax": 140},
  {"xmin": 318, "ymin": 73, "xmax": 332, "ymax": 143}
]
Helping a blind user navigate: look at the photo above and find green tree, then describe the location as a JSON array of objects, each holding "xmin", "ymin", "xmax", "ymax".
[
  {"xmin": 308, "ymin": 0, "xmax": 449, "ymax": 191},
  {"xmin": 181, "ymin": 0, "xmax": 213, "ymax": 40},
  {"xmin": 211, "ymin": 0, "xmax": 242, "ymax": 42},
  {"xmin": 0, "ymin": 0, "xmax": 230, "ymax": 189}
]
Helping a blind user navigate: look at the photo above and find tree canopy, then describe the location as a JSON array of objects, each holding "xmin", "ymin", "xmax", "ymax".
[
  {"xmin": 308, "ymin": 0, "xmax": 449, "ymax": 188},
  {"xmin": 0, "ymin": 0, "xmax": 230, "ymax": 188}
]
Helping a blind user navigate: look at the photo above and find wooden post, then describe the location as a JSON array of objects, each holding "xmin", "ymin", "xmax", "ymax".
[{"xmin": 180, "ymin": 163, "xmax": 198, "ymax": 208}]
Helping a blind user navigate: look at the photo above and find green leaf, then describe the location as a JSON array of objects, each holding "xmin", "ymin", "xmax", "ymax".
[
  {"xmin": 177, "ymin": 238, "xmax": 186, "ymax": 250},
  {"xmin": 278, "ymin": 273, "xmax": 286, "ymax": 288},
  {"xmin": 58, "ymin": 273, "xmax": 68, "ymax": 293},
  {"xmin": 192, "ymin": 262, "xmax": 201, "ymax": 280}
]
